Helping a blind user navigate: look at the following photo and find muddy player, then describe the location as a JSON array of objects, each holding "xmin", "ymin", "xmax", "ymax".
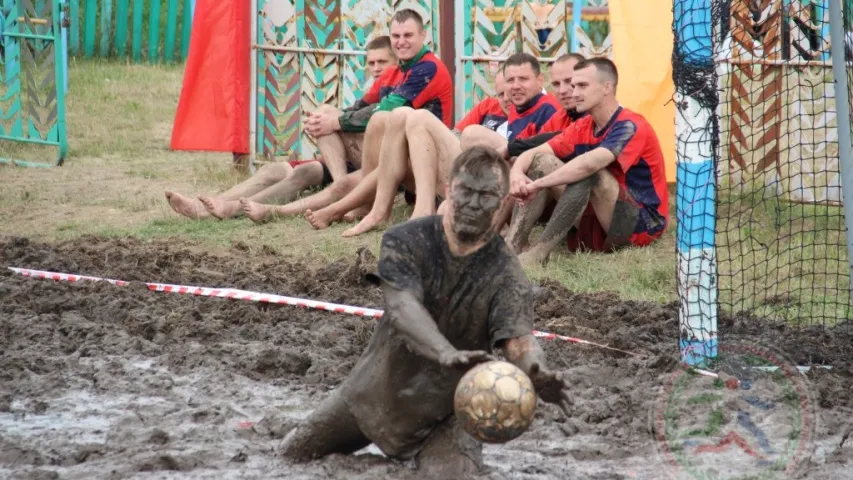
[
  {"xmin": 336, "ymin": 53, "xmax": 559, "ymax": 238},
  {"xmin": 508, "ymin": 57, "xmax": 669, "ymax": 264},
  {"xmin": 164, "ymin": 36, "xmax": 397, "ymax": 220},
  {"xmin": 280, "ymin": 146, "xmax": 571, "ymax": 477},
  {"xmin": 303, "ymin": 8, "xmax": 454, "ymax": 232}
]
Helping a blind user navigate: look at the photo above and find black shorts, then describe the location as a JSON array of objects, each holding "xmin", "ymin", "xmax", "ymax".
[{"xmin": 320, "ymin": 161, "xmax": 358, "ymax": 187}]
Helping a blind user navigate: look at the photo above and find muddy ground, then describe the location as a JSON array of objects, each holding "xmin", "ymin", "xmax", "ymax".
[{"xmin": 0, "ymin": 236, "xmax": 850, "ymax": 479}]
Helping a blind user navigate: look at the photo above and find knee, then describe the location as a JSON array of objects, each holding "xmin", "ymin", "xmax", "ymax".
[
  {"xmin": 259, "ymin": 162, "xmax": 293, "ymax": 178},
  {"xmin": 316, "ymin": 104, "xmax": 338, "ymax": 115},
  {"xmin": 527, "ymin": 153, "xmax": 563, "ymax": 179},
  {"xmin": 405, "ymin": 109, "xmax": 432, "ymax": 131},
  {"xmin": 459, "ymin": 126, "xmax": 488, "ymax": 150},
  {"xmin": 365, "ymin": 111, "xmax": 391, "ymax": 135},
  {"xmin": 589, "ymin": 170, "xmax": 618, "ymax": 197},
  {"xmin": 291, "ymin": 165, "xmax": 319, "ymax": 188}
]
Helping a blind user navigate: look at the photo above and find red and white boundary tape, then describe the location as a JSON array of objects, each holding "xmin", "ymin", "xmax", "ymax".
[{"xmin": 8, "ymin": 266, "xmax": 640, "ymax": 357}]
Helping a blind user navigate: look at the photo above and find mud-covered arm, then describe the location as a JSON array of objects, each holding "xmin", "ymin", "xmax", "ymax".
[
  {"xmin": 502, "ymin": 334, "xmax": 571, "ymax": 415},
  {"xmin": 339, "ymin": 103, "xmax": 380, "ymax": 133}
]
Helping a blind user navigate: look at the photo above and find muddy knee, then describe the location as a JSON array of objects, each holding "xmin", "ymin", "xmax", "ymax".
[
  {"xmin": 405, "ymin": 109, "xmax": 436, "ymax": 133},
  {"xmin": 290, "ymin": 164, "xmax": 323, "ymax": 189},
  {"xmin": 526, "ymin": 153, "xmax": 564, "ymax": 180},
  {"xmin": 257, "ymin": 162, "xmax": 293, "ymax": 179}
]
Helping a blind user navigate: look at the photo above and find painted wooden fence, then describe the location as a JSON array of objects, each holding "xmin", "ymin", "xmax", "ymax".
[{"xmin": 67, "ymin": 0, "xmax": 195, "ymax": 63}]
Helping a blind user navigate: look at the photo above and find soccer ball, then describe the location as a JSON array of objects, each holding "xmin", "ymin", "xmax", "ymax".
[{"xmin": 453, "ymin": 361, "xmax": 537, "ymax": 443}]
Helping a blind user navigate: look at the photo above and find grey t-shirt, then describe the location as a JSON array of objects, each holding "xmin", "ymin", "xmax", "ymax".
[{"xmin": 340, "ymin": 216, "xmax": 534, "ymax": 458}]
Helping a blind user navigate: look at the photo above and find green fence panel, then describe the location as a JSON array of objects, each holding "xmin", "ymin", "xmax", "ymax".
[
  {"xmin": 83, "ymin": 0, "xmax": 95, "ymax": 56},
  {"xmin": 115, "ymin": 0, "xmax": 129, "ymax": 56},
  {"xmin": 147, "ymin": 0, "xmax": 160, "ymax": 63},
  {"xmin": 69, "ymin": 0, "xmax": 79, "ymax": 54},
  {"xmin": 131, "ymin": 0, "xmax": 142, "ymax": 61},
  {"xmin": 179, "ymin": 0, "xmax": 191, "ymax": 60},
  {"xmin": 163, "ymin": 0, "xmax": 177, "ymax": 62},
  {"xmin": 99, "ymin": 0, "xmax": 111, "ymax": 57}
]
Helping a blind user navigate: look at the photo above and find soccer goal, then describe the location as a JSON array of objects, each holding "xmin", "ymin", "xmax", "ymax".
[{"xmin": 674, "ymin": 0, "xmax": 853, "ymax": 366}]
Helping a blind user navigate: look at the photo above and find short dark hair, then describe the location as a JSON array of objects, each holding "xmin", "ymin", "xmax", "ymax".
[
  {"xmin": 503, "ymin": 52, "xmax": 541, "ymax": 76},
  {"xmin": 392, "ymin": 8, "xmax": 424, "ymax": 30},
  {"xmin": 555, "ymin": 53, "xmax": 585, "ymax": 64},
  {"xmin": 574, "ymin": 57, "xmax": 618, "ymax": 86},
  {"xmin": 450, "ymin": 146, "xmax": 510, "ymax": 195},
  {"xmin": 366, "ymin": 35, "xmax": 392, "ymax": 52}
]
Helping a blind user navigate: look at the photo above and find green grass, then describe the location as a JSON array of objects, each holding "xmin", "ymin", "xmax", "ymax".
[{"xmin": 2, "ymin": 59, "xmax": 852, "ymax": 321}]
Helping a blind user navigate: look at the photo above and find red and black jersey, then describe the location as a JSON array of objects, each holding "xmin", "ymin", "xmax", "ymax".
[
  {"xmin": 339, "ymin": 48, "xmax": 454, "ymax": 132},
  {"xmin": 547, "ymin": 106, "xmax": 669, "ymax": 238},
  {"xmin": 539, "ymin": 108, "xmax": 574, "ymax": 133},
  {"xmin": 360, "ymin": 72, "xmax": 401, "ymax": 105},
  {"xmin": 506, "ymin": 93, "xmax": 560, "ymax": 140},
  {"xmin": 454, "ymin": 97, "xmax": 508, "ymax": 132}
]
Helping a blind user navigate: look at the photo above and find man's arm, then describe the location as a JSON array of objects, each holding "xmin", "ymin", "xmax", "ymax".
[
  {"xmin": 381, "ymin": 282, "xmax": 497, "ymax": 368},
  {"xmin": 338, "ymin": 103, "xmax": 380, "ymax": 133},
  {"xmin": 532, "ymin": 147, "xmax": 615, "ymax": 190},
  {"xmin": 506, "ymin": 132, "xmax": 560, "ymax": 158},
  {"xmin": 500, "ymin": 334, "xmax": 572, "ymax": 415}
]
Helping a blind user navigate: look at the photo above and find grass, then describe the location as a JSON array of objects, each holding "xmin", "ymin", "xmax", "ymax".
[{"xmin": 2, "ymin": 58, "xmax": 852, "ymax": 321}]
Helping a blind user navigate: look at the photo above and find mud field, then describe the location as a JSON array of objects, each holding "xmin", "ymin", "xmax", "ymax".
[{"xmin": 1, "ymin": 236, "xmax": 850, "ymax": 479}]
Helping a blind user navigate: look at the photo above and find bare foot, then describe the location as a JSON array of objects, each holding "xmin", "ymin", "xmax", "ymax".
[
  {"xmin": 240, "ymin": 198, "xmax": 276, "ymax": 224},
  {"xmin": 342, "ymin": 205, "xmax": 371, "ymax": 222},
  {"xmin": 199, "ymin": 195, "xmax": 243, "ymax": 220},
  {"xmin": 517, "ymin": 246, "xmax": 550, "ymax": 267},
  {"xmin": 165, "ymin": 191, "xmax": 210, "ymax": 219},
  {"xmin": 306, "ymin": 208, "xmax": 342, "ymax": 230},
  {"xmin": 342, "ymin": 211, "xmax": 391, "ymax": 237}
]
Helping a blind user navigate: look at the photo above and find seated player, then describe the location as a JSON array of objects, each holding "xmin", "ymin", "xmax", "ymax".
[
  {"xmin": 335, "ymin": 52, "xmax": 560, "ymax": 238},
  {"xmin": 278, "ymin": 146, "xmax": 571, "ymax": 477},
  {"xmin": 163, "ymin": 36, "xmax": 397, "ymax": 220},
  {"xmin": 302, "ymin": 8, "xmax": 454, "ymax": 231},
  {"xmin": 508, "ymin": 58, "xmax": 669, "ymax": 264},
  {"xmin": 453, "ymin": 69, "xmax": 511, "ymax": 138},
  {"xmin": 465, "ymin": 53, "xmax": 585, "ymax": 161}
]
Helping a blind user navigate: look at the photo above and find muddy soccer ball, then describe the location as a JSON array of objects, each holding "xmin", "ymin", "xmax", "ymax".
[{"xmin": 454, "ymin": 361, "xmax": 537, "ymax": 443}]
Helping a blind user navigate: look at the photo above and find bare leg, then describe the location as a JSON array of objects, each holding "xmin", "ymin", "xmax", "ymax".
[
  {"xmin": 342, "ymin": 205, "xmax": 371, "ymax": 222},
  {"xmin": 342, "ymin": 108, "xmax": 414, "ymax": 237},
  {"xmin": 405, "ymin": 109, "xmax": 461, "ymax": 219},
  {"xmin": 505, "ymin": 153, "xmax": 566, "ymax": 252},
  {"xmin": 518, "ymin": 169, "xmax": 622, "ymax": 266},
  {"xmin": 460, "ymin": 124, "xmax": 508, "ymax": 152},
  {"xmin": 280, "ymin": 388, "xmax": 370, "ymax": 462},
  {"xmin": 195, "ymin": 162, "xmax": 296, "ymax": 219},
  {"xmin": 306, "ymin": 112, "xmax": 388, "ymax": 230},
  {"xmin": 242, "ymin": 170, "xmax": 362, "ymax": 223}
]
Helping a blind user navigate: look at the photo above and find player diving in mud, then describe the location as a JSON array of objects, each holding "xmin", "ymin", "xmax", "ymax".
[{"xmin": 279, "ymin": 146, "xmax": 572, "ymax": 477}]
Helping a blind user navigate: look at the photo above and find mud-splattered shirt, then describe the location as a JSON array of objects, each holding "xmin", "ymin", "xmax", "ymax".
[{"xmin": 340, "ymin": 216, "xmax": 534, "ymax": 459}]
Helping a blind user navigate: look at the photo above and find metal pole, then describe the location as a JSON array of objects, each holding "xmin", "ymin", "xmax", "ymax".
[
  {"xmin": 828, "ymin": 0, "xmax": 853, "ymax": 299},
  {"xmin": 454, "ymin": 0, "xmax": 465, "ymax": 123},
  {"xmin": 249, "ymin": 0, "xmax": 258, "ymax": 174},
  {"xmin": 569, "ymin": 0, "xmax": 584, "ymax": 53}
]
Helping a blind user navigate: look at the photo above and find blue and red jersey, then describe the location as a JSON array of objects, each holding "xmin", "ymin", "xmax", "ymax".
[
  {"xmin": 506, "ymin": 93, "xmax": 560, "ymax": 140},
  {"xmin": 547, "ymin": 106, "xmax": 669, "ymax": 243},
  {"xmin": 340, "ymin": 47, "xmax": 453, "ymax": 132},
  {"xmin": 454, "ymin": 97, "xmax": 508, "ymax": 132}
]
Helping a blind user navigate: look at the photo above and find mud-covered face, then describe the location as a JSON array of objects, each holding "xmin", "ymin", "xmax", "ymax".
[{"xmin": 449, "ymin": 167, "xmax": 506, "ymax": 244}]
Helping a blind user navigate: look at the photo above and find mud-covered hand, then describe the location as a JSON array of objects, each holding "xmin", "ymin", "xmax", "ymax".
[
  {"xmin": 529, "ymin": 362, "xmax": 571, "ymax": 416},
  {"xmin": 439, "ymin": 349, "xmax": 498, "ymax": 369}
]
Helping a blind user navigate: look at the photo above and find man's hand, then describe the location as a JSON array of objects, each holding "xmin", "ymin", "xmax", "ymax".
[
  {"xmin": 439, "ymin": 349, "xmax": 498, "ymax": 369},
  {"xmin": 304, "ymin": 111, "xmax": 340, "ymax": 138},
  {"xmin": 529, "ymin": 362, "xmax": 571, "ymax": 416},
  {"xmin": 509, "ymin": 171, "xmax": 540, "ymax": 206}
]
